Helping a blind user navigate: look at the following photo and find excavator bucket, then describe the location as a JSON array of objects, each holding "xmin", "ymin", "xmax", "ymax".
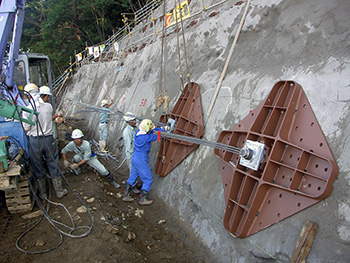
[
  {"xmin": 155, "ymin": 82, "xmax": 204, "ymax": 177},
  {"xmin": 214, "ymin": 80, "xmax": 338, "ymax": 238}
]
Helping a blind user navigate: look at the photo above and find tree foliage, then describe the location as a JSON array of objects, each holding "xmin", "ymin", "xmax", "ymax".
[{"xmin": 20, "ymin": 0, "xmax": 151, "ymax": 77}]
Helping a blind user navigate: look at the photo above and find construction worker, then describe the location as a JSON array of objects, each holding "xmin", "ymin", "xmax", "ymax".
[
  {"xmin": 99, "ymin": 99, "xmax": 113, "ymax": 153},
  {"xmin": 122, "ymin": 112, "xmax": 140, "ymax": 194},
  {"xmin": 23, "ymin": 86, "xmax": 67, "ymax": 199},
  {"xmin": 61, "ymin": 129, "xmax": 120, "ymax": 189},
  {"xmin": 122, "ymin": 112, "xmax": 138, "ymax": 169},
  {"xmin": 123, "ymin": 119, "xmax": 168, "ymax": 205}
]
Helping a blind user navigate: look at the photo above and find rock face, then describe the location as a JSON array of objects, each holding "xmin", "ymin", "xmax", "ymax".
[{"xmin": 60, "ymin": 0, "xmax": 350, "ymax": 262}]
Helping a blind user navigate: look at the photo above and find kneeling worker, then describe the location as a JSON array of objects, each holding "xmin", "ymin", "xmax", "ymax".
[{"xmin": 61, "ymin": 129, "xmax": 120, "ymax": 189}]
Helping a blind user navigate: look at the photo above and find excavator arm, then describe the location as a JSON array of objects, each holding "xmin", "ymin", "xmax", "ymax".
[{"xmin": 0, "ymin": 0, "xmax": 37, "ymax": 124}]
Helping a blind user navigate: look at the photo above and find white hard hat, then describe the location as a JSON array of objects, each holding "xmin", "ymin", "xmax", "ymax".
[
  {"xmin": 100, "ymin": 99, "xmax": 108, "ymax": 107},
  {"xmin": 123, "ymin": 112, "xmax": 136, "ymax": 122},
  {"xmin": 24, "ymin": 83, "xmax": 39, "ymax": 93},
  {"xmin": 139, "ymin": 119, "xmax": 155, "ymax": 132},
  {"xmin": 71, "ymin": 129, "xmax": 84, "ymax": 139},
  {"xmin": 39, "ymin": 86, "xmax": 52, "ymax": 96}
]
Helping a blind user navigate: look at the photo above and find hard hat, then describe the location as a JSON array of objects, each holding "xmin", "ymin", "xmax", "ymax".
[
  {"xmin": 139, "ymin": 119, "xmax": 155, "ymax": 132},
  {"xmin": 100, "ymin": 99, "xmax": 108, "ymax": 107},
  {"xmin": 39, "ymin": 86, "xmax": 52, "ymax": 96},
  {"xmin": 71, "ymin": 129, "xmax": 84, "ymax": 139},
  {"xmin": 123, "ymin": 112, "xmax": 136, "ymax": 122},
  {"xmin": 24, "ymin": 83, "xmax": 39, "ymax": 93}
]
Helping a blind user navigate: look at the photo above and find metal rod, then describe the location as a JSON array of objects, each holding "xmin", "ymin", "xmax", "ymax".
[{"xmin": 160, "ymin": 132, "xmax": 241, "ymax": 154}]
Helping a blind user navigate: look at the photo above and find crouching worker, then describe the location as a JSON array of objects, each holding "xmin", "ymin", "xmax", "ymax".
[
  {"xmin": 61, "ymin": 129, "xmax": 120, "ymax": 189},
  {"xmin": 123, "ymin": 119, "xmax": 167, "ymax": 205}
]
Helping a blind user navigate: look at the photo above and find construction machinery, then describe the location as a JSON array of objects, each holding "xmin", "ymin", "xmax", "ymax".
[{"xmin": 0, "ymin": 0, "xmax": 54, "ymax": 213}]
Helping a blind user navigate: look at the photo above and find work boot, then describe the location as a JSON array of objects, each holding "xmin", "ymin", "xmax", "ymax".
[
  {"xmin": 99, "ymin": 140, "xmax": 108, "ymax": 153},
  {"xmin": 37, "ymin": 178, "xmax": 47, "ymax": 199},
  {"xmin": 104, "ymin": 172, "xmax": 120, "ymax": 189},
  {"xmin": 52, "ymin": 177, "xmax": 68, "ymax": 199},
  {"xmin": 139, "ymin": 190, "xmax": 153, "ymax": 205},
  {"xmin": 132, "ymin": 184, "xmax": 141, "ymax": 194},
  {"xmin": 122, "ymin": 183, "xmax": 133, "ymax": 202}
]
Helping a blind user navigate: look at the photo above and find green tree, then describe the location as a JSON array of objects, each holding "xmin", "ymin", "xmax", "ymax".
[{"xmin": 20, "ymin": 0, "xmax": 153, "ymax": 77}]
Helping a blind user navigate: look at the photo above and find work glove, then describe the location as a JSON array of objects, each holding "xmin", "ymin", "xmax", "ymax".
[
  {"xmin": 63, "ymin": 160, "xmax": 71, "ymax": 168},
  {"xmin": 164, "ymin": 125, "xmax": 171, "ymax": 131},
  {"xmin": 69, "ymin": 163, "xmax": 79, "ymax": 170}
]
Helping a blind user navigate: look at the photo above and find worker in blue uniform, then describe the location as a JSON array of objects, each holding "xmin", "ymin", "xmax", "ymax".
[{"xmin": 123, "ymin": 119, "xmax": 169, "ymax": 205}]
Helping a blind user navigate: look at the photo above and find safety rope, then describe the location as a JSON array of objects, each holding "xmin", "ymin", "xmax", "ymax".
[
  {"xmin": 176, "ymin": 0, "xmax": 192, "ymax": 91},
  {"xmin": 174, "ymin": 0, "xmax": 185, "ymax": 92},
  {"xmin": 157, "ymin": 0, "xmax": 168, "ymax": 110}
]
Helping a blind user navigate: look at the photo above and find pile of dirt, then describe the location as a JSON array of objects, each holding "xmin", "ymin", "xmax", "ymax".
[{"xmin": 0, "ymin": 121, "xmax": 213, "ymax": 263}]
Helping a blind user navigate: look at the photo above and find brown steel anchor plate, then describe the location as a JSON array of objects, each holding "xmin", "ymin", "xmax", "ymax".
[
  {"xmin": 155, "ymin": 82, "xmax": 204, "ymax": 177},
  {"xmin": 214, "ymin": 80, "xmax": 338, "ymax": 238}
]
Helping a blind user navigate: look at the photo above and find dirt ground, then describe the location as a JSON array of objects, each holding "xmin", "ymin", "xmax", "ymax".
[{"xmin": 0, "ymin": 122, "xmax": 213, "ymax": 263}]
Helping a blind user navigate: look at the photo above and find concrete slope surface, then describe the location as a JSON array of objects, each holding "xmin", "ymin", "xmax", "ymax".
[{"xmin": 60, "ymin": 0, "xmax": 350, "ymax": 262}]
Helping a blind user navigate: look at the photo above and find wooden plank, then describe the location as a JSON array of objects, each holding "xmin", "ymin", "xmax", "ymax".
[
  {"xmin": 290, "ymin": 221, "xmax": 319, "ymax": 263},
  {"xmin": 0, "ymin": 176, "xmax": 11, "ymax": 189},
  {"xmin": 4, "ymin": 177, "xmax": 34, "ymax": 214},
  {"xmin": 7, "ymin": 203, "xmax": 33, "ymax": 213},
  {"xmin": 6, "ymin": 196, "xmax": 31, "ymax": 205},
  {"xmin": 0, "ymin": 162, "xmax": 21, "ymax": 176},
  {"xmin": 5, "ymin": 187, "xmax": 30, "ymax": 197},
  {"xmin": 21, "ymin": 210, "xmax": 43, "ymax": 219}
]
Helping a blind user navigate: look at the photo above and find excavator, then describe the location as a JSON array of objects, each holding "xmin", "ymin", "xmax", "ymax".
[{"xmin": 0, "ymin": 0, "xmax": 54, "ymax": 212}]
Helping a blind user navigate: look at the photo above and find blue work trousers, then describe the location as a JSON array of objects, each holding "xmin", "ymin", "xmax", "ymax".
[
  {"xmin": 29, "ymin": 135, "xmax": 60, "ymax": 180},
  {"xmin": 127, "ymin": 154, "xmax": 153, "ymax": 192}
]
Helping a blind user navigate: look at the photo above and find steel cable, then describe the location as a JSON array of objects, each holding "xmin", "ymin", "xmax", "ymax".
[{"xmin": 159, "ymin": 132, "xmax": 241, "ymax": 154}]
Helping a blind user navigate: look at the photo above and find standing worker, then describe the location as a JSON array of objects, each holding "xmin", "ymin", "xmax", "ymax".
[
  {"xmin": 123, "ymin": 119, "xmax": 168, "ymax": 205},
  {"xmin": 61, "ymin": 129, "xmax": 121, "ymax": 189},
  {"xmin": 99, "ymin": 99, "xmax": 113, "ymax": 153},
  {"xmin": 122, "ymin": 112, "xmax": 140, "ymax": 194},
  {"xmin": 23, "ymin": 86, "xmax": 67, "ymax": 199},
  {"xmin": 122, "ymin": 112, "xmax": 138, "ymax": 169}
]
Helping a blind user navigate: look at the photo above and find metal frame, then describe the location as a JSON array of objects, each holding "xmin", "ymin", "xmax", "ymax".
[{"xmin": 214, "ymin": 81, "xmax": 339, "ymax": 238}]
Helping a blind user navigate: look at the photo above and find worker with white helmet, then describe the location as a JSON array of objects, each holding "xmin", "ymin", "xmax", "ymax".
[
  {"xmin": 123, "ymin": 119, "xmax": 167, "ymax": 205},
  {"xmin": 122, "ymin": 112, "xmax": 141, "ymax": 194},
  {"xmin": 61, "ymin": 129, "xmax": 120, "ymax": 189},
  {"xmin": 98, "ymin": 98, "xmax": 113, "ymax": 153},
  {"xmin": 122, "ymin": 112, "xmax": 138, "ymax": 169},
  {"xmin": 23, "ymin": 85, "xmax": 67, "ymax": 199}
]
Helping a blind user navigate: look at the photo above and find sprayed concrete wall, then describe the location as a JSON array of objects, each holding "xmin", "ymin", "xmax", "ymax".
[{"xmin": 60, "ymin": 0, "xmax": 350, "ymax": 262}]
